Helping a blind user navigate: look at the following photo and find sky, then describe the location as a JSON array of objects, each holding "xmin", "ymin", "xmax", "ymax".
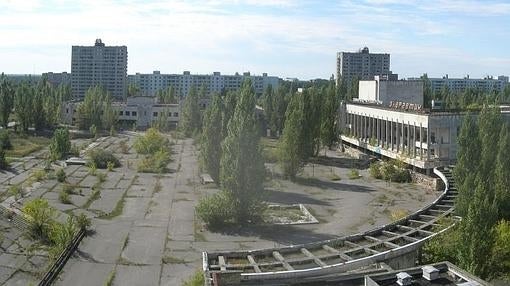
[{"xmin": 0, "ymin": 0, "xmax": 509, "ymax": 80}]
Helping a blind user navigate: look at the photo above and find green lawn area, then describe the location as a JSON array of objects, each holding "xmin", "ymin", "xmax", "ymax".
[{"xmin": 5, "ymin": 134, "xmax": 51, "ymax": 157}]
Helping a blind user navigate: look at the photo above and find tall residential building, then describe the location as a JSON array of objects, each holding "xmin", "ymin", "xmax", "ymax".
[
  {"xmin": 336, "ymin": 47, "xmax": 395, "ymax": 85},
  {"xmin": 127, "ymin": 71, "xmax": 280, "ymax": 98},
  {"xmin": 71, "ymin": 39, "xmax": 127, "ymax": 99},
  {"xmin": 426, "ymin": 74, "xmax": 509, "ymax": 94}
]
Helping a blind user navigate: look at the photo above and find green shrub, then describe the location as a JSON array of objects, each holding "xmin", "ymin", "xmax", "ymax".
[
  {"xmin": 87, "ymin": 149, "xmax": 120, "ymax": 169},
  {"xmin": 56, "ymin": 168, "xmax": 66, "ymax": 182},
  {"xmin": 8, "ymin": 184, "xmax": 22, "ymax": 199},
  {"xmin": 196, "ymin": 191, "xmax": 233, "ymax": 228},
  {"xmin": 59, "ymin": 190, "xmax": 71, "ymax": 204},
  {"xmin": 0, "ymin": 130, "xmax": 12, "ymax": 150},
  {"xmin": 22, "ymin": 198, "xmax": 58, "ymax": 241},
  {"xmin": 49, "ymin": 128, "xmax": 71, "ymax": 161},
  {"xmin": 31, "ymin": 169, "xmax": 47, "ymax": 182},
  {"xmin": 133, "ymin": 128, "xmax": 170, "ymax": 155},
  {"xmin": 69, "ymin": 144, "xmax": 80, "ymax": 157},
  {"xmin": 348, "ymin": 169, "xmax": 360, "ymax": 179},
  {"xmin": 369, "ymin": 160, "xmax": 411, "ymax": 183},
  {"xmin": 137, "ymin": 150, "xmax": 171, "ymax": 173},
  {"xmin": 76, "ymin": 213, "xmax": 91, "ymax": 231},
  {"xmin": 107, "ymin": 161, "xmax": 115, "ymax": 171},
  {"xmin": 62, "ymin": 183, "xmax": 75, "ymax": 194},
  {"xmin": 97, "ymin": 172, "xmax": 107, "ymax": 183}
]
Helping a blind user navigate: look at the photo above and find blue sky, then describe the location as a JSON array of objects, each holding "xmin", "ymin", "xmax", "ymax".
[{"xmin": 0, "ymin": 0, "xmax": 509, "ymax": 80}]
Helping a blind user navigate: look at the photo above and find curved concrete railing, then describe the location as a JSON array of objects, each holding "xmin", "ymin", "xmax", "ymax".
[{"xmin": 204, "ymin": 167, "xmax": 458, "ymax": 283}]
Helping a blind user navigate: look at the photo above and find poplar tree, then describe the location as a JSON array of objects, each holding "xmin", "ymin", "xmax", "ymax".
[
  {"xmin": 262, "ymin": 85, "xmax": 274, "ymax": 134},
  {"xmin": 278, "ymin": 91, "xmax": 304, "ymax": 179},
  {"xmin": 222, "ymin": 90, "xmax": 237, "ymax": 138},
  {"xmin": 14, "ymin": 82, "xmax": 34, "ymax": 133},
  {"xmin": 495, "ymin": 124, "xmax": 510, "ymax": 220},
  {"xmin": 0, "ymin": 74, "xmax": 14, "ymax": 128},
  {"xmin": 320, "ymin": 81, "xmax": 339, "ymax": 150},
  {"xmin": 179, "ymin": 85, "xmax": 201, "ymax": 137},
  {"xmin": 220, "ymin": 79, "xmax": 265, "ymax": 222},
  {"xmin": 201, "ymin": 94, "xmax": 223, "ymax": 182},
  {"xmin": 453, "ymin": 114, "xmax": 480, "ymax": 217}
]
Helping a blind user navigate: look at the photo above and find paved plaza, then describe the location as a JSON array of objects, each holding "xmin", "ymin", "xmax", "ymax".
[{"xmin": 0, "ymin": 133, "xmax": 439, "ymax": 285}]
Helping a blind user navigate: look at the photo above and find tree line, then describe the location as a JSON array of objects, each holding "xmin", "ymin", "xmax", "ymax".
[
  {"xmin": 0, "ymin": 73, "xmax": 71, "ymax": 133},
  {"xmin": 423, "ymin": 105, "xmax": 510, "ymax": 281},
  {"xmin": 421, "ymin": 74, "xmax": 510, "ymax": 110}
]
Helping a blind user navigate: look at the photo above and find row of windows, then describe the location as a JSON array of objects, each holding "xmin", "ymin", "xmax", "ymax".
[{"xmin": 118, "ymin": 111, "xmax": 179, "ymax": 117}]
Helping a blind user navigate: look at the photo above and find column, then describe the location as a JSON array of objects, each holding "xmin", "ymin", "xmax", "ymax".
[
  {"xmin": 396, "ymin": 120, "xmax": 400, "ymax": 152},
  {"xmin": 419, "ymin": 123, "xmax": 423, "ymax": 159},
  {"xmin": 407, "ymin": 122, "xmax": 411, "ymax": 156},
  {"xmin": 426, "ymin": 126, "xmax": 430, "ymax": 160},
  {"xmin": 390, "ymin": 120, "xmax": 394, "ymax": 151}
]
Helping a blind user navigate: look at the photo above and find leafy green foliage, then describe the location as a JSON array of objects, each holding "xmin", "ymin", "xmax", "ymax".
[
  {"xmin": 0, "ymin": 130, "xmax": 12, "ymax": 150},
  {"xmin": 320, "ymin": 81, "xmax": 339, "ymax": 149},
  {"xmin": 278, "ymin": 91, "xmax": 305, "ymax": 179},
  {"xmin": 200, "ymin": 94, "xmax": 223, "ymax": 182},
  {"xmin": 56, "ymin": 168, "xmax": 66, "ymax": 182},
  {"xmin": 0, "ymin": 73, "xmax": 15, "ymax": 128},
  {"xmin": 219, "ymin": 79, "xmax": 266, "ymax": 223},
  {"xmin": 0, "ymin": 148, "xmax": 8, "ymax": 170},
  {"xmin": 179, "ymin": 85, "xmax": 201, "ymax": 137},
  {"xmin": 22, "ymin": 199, "xmax": 58, "ymax": 242},
  {"xmin": 49, "ymin": 128, "xmax": 71, "ymax": 161},
  {"xmin": 182, "ymin": 270, "xmax": 205, "ymax": 286},
  {"xmin": 76, "ymin": 213, "xmax": 91, "ymax": 231},
  {"xmin": 87, "ymin": 149, "xmax": 120, "ymax": 169},
  {"xmin": 156, "ymin": 85, "xmax": 177, "ymax": 104},
  {"xmin": 134, "ymin": 128, "xmax": 170, "ymax": 154},
  {"xmin": 76, "ymin": 85, "xmax": 117, "ymax": 130},
  {"xmin": 369, "ymin": 160, "xmax": 411, "ymax": 183},
  {"xmin": 196, "ymin": 192, "xmax": 233, "ymax": 228},
  {"xmin": 59, "ymin": 190, "xmax": 71, "ymax": 204},
  {"xmin": 348, "ymin": 169, "xmax": 360, "ymax": 179},
  {"xmin": 137, "ymin": 150, "xmax": 171, "ymax": 173}
]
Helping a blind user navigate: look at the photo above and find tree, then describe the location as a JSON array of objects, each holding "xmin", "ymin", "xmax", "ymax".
[
  {"xmin": 262, "ymin": 85, "xmax": 274, "ymax": 134},
  {"xmin": 490, "ymin": 220, "xmax": 510, "ymax": 279},
  {"xmin": 201, "ymin": 94, "xmax": 223, "ymax": 182},
  {"xmin": 14, "ymin": 82, "xmax": 34, "ymax": 132},
  {"xmin": 278, "ymin": 91, "xmax": 305, "ymax": 179},
  {"xmin": 477, "ymin": 105, "xmax": 502, "ymax": 193},
  {"xmin": 453, "ymin": 114, "xmax": 480, "ymax": 217},
  {"xmin": 33, "ymin": 78, "xmax": 51, "ymax": 131},
  {"xmin": 421, "ymin": 73, "xmax": 433, "ymax": 108},
  {"xmin": 49, "ymin": 128, "xmax": 71, "ymax": 161},
  {"xmin": 222, "ymin": 90, "xmax": 237, "ymax": 138},
  {"xmin": 157, "ymin": 85, "xmax": 177, "ymax": 104},
  {"xmin": 220, "ymin": 79, "xmax": 265, "ymax": 222},
  {"xmin": 320, "ymin": 80, "xmax": 339, "ymax": 149},
  {"xmin": 495, "ymin": 124, "xmax": 510, "ymax": 220},
  {"xmin": 303, "ymin": 87, "xmax": 323, "ymax": 156},
  {"xmin": 179, "ymin": 85, "xmax": 201, "ymax": 137},
  {"xmin": 0, "ymin": 73, "xmax": 15, "ymax": 128},
  {"xmin": 75, "ymin": 85, "xmax": 115, "ymax": 130}
]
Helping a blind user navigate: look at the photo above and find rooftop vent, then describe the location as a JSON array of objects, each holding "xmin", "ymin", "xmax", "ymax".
[
  {"xmin": 422, "ymin": 265, "xmax": 439, "ymax": 281},
  {"xmin": 396, "ymin": 272, "xmax": 412, "ymax": 286}
]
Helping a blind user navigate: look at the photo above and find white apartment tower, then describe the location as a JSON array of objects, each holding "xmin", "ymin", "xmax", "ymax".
[
  {"xmin": 71, "ymin": 39, "xmax": 127, "ymax": 99},
  {"xmin": 336, "ymin": 47, "xmax": 393, "ymax": 84}
]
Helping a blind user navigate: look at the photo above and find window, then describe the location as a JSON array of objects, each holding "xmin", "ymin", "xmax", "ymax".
[
  {"xmin": 174, "ymin": 112, "xmax": 178, "ymax": 117},
  {"xmin": 125, "ymin": 111, "xmax": 130, "ymax": 116},
  {"xmin": 153, "ymin": 112, "xmax": 158, "ymax": 117},
  {"xmin": 119, "ymin": 111, "xmax": 124, "ymax": 116},
  {"xmin": 132, "ymin": 111, "xmax": 137, "ymax": 116}
]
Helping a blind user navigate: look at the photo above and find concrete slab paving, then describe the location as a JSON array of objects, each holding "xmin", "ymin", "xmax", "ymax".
[
  {"xmin": 121, "ymin": 226, "xmax": 166, "ymax": 265},
  {"xmin": 114, "ymin": 264, "xmax": 160, "ymax": 286}
]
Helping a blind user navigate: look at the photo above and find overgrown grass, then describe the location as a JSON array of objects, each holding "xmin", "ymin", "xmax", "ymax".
[
  {"xmin": 182, "ymin": 270, "xmax": 205, "ymax": 286},
  {"xmin": 82, "ymin": 189, "xmax": 101, "ymax": 209},
  {"xmin": 99, "ymin": 190, "xmax": 127, "ymax": 220},
  {"xmin": 162, "ymin": 255, "xmax": 187, "ymax": 264},
  {"xmin": 348, "ymin": 169, "xmax": 361, "ymax": 179},
  {"xmin": 5, "ymin": 135, "xmax": 51, "ymax": 157},
  {"xmin": 104, "ymin": 269, "xmax": 116, "ymax": 286}
]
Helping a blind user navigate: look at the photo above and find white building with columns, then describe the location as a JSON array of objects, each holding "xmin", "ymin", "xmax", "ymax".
[{"xmin": 339, "ymin": 78, "xmax": 510, "ymax": 174}]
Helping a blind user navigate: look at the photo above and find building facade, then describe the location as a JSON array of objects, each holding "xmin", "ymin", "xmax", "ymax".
[
  {"xmin": 336, "ymin": 47, "xmax": 396, "ymax": 84},
  {"xmin": 358, "ymin": 76, "xmax": 424, "ymax": 106},
  {"xmin": 128, "ymin": 71, "xmax": 280, "ymax": 98},
  {"xmin": 71, "ymin": 39, "xmax": 127, "ymax": 99},
  {"xmin": 426, "ymin": 75, "xmax": 509, "ymax": 94},
  {"xmin": 339, "ymin": 79, "xmax": 510, "ymax": 173},
  {"xmin": 61, "ymin": 97, "xmax": 179, "ymax": 129},
  {"xmin": 42, "ymin": 72, "xmax": 71, "ymax": 87}
]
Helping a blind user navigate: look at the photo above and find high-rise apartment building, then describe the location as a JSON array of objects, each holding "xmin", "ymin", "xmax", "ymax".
[
  {"xmin": 71, "ymin": 39, "xmax": 127, "ymax": 99},
  {"xmin": 426, "ymin": 75, "xmax": 509, "ymax": 94},
  {"xmin": 336, "ymin": 47, "xmax": 395, "ymax": 85},
  {"xmin": 128, "ymin": 71, "xmax": 280, "ymax": 98}
]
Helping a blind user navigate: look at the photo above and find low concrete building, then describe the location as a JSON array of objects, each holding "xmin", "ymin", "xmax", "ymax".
[
  {"xmin": 340, "ymin": 80, "xmax": 510, "ymax": 173},
  {"xmin": 358, "ymin": 76, "xmax": 423, "ymax": 106},
  {"xmin": 61, "ymin": 96, "xmax": 180, "ymax": 129}
]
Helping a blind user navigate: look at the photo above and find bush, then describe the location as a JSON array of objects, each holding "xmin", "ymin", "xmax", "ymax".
[
  {"xmin": 22, "ymin": 198, "xmax": 58, "ymax": 241},
  {"xmin": 348, "ymin": 169, "xmax": 360, "ymax": 179},
  {"xmin": 76, "ymin": 213, "xmax": 91, "ymax": 231},
  {"xmin": 133, "ymin": 128, "xmax": 170, "ymax": 155},
  {"xmin": 62, "ymin": 183, "xmax": 75, "ymax": 194},
  {"xmin": 196, "ymin": 191, "xmax": 233, "ymax": 228},
  {"xmin": 0, "ymin": 130, "xmax": 12, "ymax": 150},
  {"xmin": 49, "ymin": 128, "xmax": 71, "ymax": 161},
  {"xmin": 369, "ymin": 160, "xmax": 411, "ymax": 183},
  {"xmin": 8, "ymin": 184, "xmax": 22, "ymax": 199},
  {"xmin": 87, "ymin": 149, "xmax": 120, "ymax": 169},
  {"xmin": 56, "ymin": 168, "xmax": 66, "ymax": 183},
  {"xmin": 137, "ymin": 150, "xmax": 171, "ymax": 173},
  {"xmin": 59, "ymin": 190, "xmax": 71, "ymax": 204},
  {"xmin": 31, "ymin": 169, "xmax": 47, "ymax": 182}
]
